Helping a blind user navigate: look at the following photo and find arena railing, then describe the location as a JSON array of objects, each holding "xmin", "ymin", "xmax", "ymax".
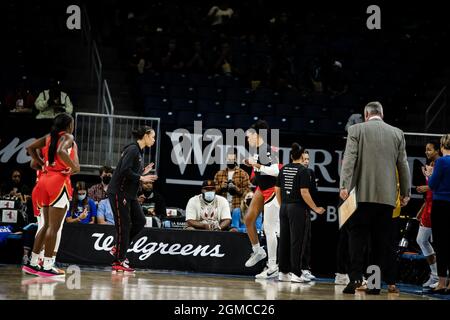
[
  {"xmin": 81, "ymin": 4, "xmax": 113, "ymax": 116},
  {"xmin": 75, "ymin": 113, "xmax": 161, "ymax": 173}
]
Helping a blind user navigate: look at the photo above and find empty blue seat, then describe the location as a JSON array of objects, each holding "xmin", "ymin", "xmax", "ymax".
[
  {"xmin": 281, "ymin": 90, "xmax": 307, "ymax": 106},
  {"xmin": 234, "ymin": 114, "xmax": 260, "ymax": 129},
  {"xmin": 137, "ymin": 72, "xmax": 162, "ymax": 84},
  {"xmin": 253, "ymin": 88, "xmax": 281, "ymax": 104},
  {"xmin": 225, "ymin": 87, "xmax": 252, "ymax": 102},
  {"xmin": 163, "ymin": 72, "xmax": 189, "ymax": 85},
  {"xmin": 176, "ymin": 111, "xmax": 203, "ymax": 128},
  {"xmin": 169, "ymin": 85, "xmax": 196, "ymax": 99},
  {"xmin": 249, "ymin": 102, "xmax": 275, "ymax": 116},
  {"xmin": 215, "ymin": 75, "xmax": 241, "ymax": 88},
  {"xmin": 275, "ymin": 104, "xmax": 303, "ymax": 116},
  {"xmin": 289, "ymin": 117, "xmax": 312, "ymax": 133},
  {"xmin": 144, "ymin": 109, "xmax": 177, "ymax": 126},
  {"xmin": 264, "ymin": 116, "xmax": 290, "ymax": 131},
  {"xmin": 198, "ymin": 86, "xmax": 224, "ymax": 100},
  {"xmin": 140, "ymin": 83, "xmax": 168, "ymax": 97},
  {"xmin": 171, "ymin": 98, "xmax": 196, "ymax": 111},
  {"xmin": 189, "ymin": 73, "xmax": 214, "ymax": 87},
  {"xmin": 302, "ymin": 105, "xmax": 327, "ymax": 119},
  {"xmin": 204, "ymin": 113, "xmax": 234, "ymax": 129},
  {"xmin": 197, "ymin": 99, "xmax": 223, "ymax": 113},
  {"xmin": 143, "ymin": 96, "xmax": 170, "ymax": 111},
  {"xmin": 224, "ymin": 101, "xmax": 249, "ymax": 114}
]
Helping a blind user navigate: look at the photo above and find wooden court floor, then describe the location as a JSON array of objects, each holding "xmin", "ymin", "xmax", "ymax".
[{"xmin": 0, "ymin": 264, "xmax": 439, "ymax": 300}]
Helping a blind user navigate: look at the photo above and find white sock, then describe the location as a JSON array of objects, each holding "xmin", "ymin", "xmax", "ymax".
[
  {"xmin": 39, "ymin": 250, "xmax": 45, "ymax": 261},
  {"xmin": 430, "ymin": 263, "xmax": 438, "ymax": 277},
  {"xmin": 268, "ymin": 259, "xmax": 277, "ymax": 268},
  {"xmin": 52, "ymin": 255, "xmax": 57, "ymax": 262},
  {"xmin": 252, "ymin": 243, "xmax": 261, "ymax": 253},
  {"xmin": 43, "ymin": 257, "xmax": 54, "ymax": 270},
  {"xmin": 30, "ymin": 252, "xmax": 39, "ymax": 266}
]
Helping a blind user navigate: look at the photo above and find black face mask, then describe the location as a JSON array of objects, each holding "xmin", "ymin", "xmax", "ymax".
[
  {"xmin": 245, "ymin": 198, "xmax": 252, "ymax": 207},
  {"xmin": 102, "ymin": 176, "xmax": 112, "ymax": 185},
  {"xmin": 143, "ymin": 190, "xmax": 153, "ymax": 198},
  {"xmin": 227, "ymin": 163, "xmax": 236, "ymax": 169}
]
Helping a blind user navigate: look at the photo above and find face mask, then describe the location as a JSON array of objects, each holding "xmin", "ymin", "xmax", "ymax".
[
  {"xmin": 245, "ymin": 198, "xmax": 252, "ymax": 207},
  {"xmin": 102, "ymin": 176, "xmax": 112, "ymax": 185},
  {"xmin": 227, "ymin": 163, "xmax": 236, "ymax": 169},
  {"xmin": 143, "ymin": 190, "xmax": 153, "ymax": 198},
  {"xmin": 78, "ymin": 194, "xmax": 87, "ymax": 201},
  {"xmin": 203, "ymin": 191, "xmax": 215, "ymax": 202}
]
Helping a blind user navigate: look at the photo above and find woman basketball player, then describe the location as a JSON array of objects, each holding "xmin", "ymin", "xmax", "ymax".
[
  {"xmin": 22, "ymin": 113, "xmax": 79, "ymax": 277},
  {"xmin": 27, "ymin": 155, "xmax": 65, "ymax": 267},
  {"xmin": 108, "ymin": 126, "xmax": 157, "ymax": 273},
  {"xmin": 243, "ymin": 120, "xmax": 280, "ymax": 270}
]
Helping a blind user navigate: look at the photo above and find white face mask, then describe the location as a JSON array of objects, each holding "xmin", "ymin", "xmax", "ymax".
[
  {"xmin": 203, "ymin": 191, "xmax": 215, "ymax": 202},
  {"xmin": 78, "ymin": 194, "xmax": 87, "ymax": 201}
]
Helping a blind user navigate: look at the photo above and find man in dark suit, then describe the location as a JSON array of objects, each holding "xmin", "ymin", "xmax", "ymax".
[{"xmin": 339, "ymin": 101, "xmax": 411, "ymax": 294}]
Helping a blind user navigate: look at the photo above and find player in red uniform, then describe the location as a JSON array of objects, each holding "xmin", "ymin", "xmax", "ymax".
[
  {"xmin": 22, "ymin": 113, "xmax": 79, "ymax": 277},
  {"xmin": 243, "ymin": 120, "xmax": 280, "ymax": 269}
]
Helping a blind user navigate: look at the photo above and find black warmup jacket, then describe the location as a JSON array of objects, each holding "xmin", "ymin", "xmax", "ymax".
[{"xmin": 108, "ymin": 142, "xmax": 144, "ymax": 199}]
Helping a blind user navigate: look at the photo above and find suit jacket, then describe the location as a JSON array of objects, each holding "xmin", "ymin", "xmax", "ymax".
[{"xmin": 340, "ymin": 118, "xmax": 411, "ymax": 207}]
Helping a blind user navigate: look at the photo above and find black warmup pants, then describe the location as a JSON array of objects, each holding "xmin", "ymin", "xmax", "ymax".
[
  {"xmin": 431, "ymin": 200, "xmax": 450, "ymax": 278},
  {"xmin": 347, "ymin": 202, "xmax": 396, "ymax": 284},
  {"xmin": 336, "ymin": 222, "xmax": 351, "ymax": 274},
  {"xmin": 279, "ymin": 202, "xmax": 308, "ymax": 277},
  {"xmin": 301, "ymin": 211, "xmax": 312, "ymax": 270},
  {"xmin": 109, "ymin": 193, "xmax": 146, "ymax": 262}
]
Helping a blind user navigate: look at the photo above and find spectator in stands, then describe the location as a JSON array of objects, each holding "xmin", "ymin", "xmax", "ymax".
[
  {"xmin": 88, "ymin": 166, "xmax": 113, "ymax": 204},
  {"xmin": 138, "ymin": 181, "xmax": 167, "ymax": 218},
  {"xmin": 231, "ymin": 191, "xmax": 262, "ymax": 233},
  {"xmin": 97, "ymin": 198, "xmax": 115, "ymax": 225},
  {"xmin": 1, "ymin": 169, "xmax": 31, "ymax": 203},
  {"xmin": 160, "ymin": 38, "xmax": 184, "ymax": 71},
  {"xmin": 213, "ymin": 42, "xmax": 235, "ymax": 75},
  {"xmin": 308, "ymin": 58, "xmax": 324, "ymax": 93},
  {"xmin": 185, "ymin": 180, "xmax": 234, "ymax": 231},
  {"xmin": 129, "ymin": 46, "xmax": 153, "ymax": 75},
  {"xmin": 326, "ymin": 60, "xmax": 349, "ymax": 97},
  {"xmin": 207, "ymin": 1, "xmax": 234, "ymax": 27},
  {"xmin": 4, "ymin": 81, "xmax": 35, "ymax": 113},
  {"xmin": 426, "ymin": 134, "xmax": 450, "ymax": 294},
  {"xmin": 34, "ymin": 79, "xmax": 73, "ymax": 119},
  {"xmin": 66, "ymin": 181, "xmax": 97, "ymax": 224},
  {"xmin": 186, "ymin": 41, "xmax": 208, "ymax": 73},
  {"xmin": 214, "ymin": 151, "xmax": 250, "ymax": 210}
]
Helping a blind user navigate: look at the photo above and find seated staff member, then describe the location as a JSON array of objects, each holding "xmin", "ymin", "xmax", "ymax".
[
  {"xmin": 185, "ymin": 180, "xmax": 234, "ymax": 231},
  {"xmin": 275, "ymin": 143, "xmax": 325, "ymax": 283}
]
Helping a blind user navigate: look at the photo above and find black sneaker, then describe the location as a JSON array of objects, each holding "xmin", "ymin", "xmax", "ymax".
[
  {"xmin": 343, "ymin": 281, "xmax": 362, "ymax": 294},
  {"xmin": 22, "ymin": 263, "xmax": 41, "ymax": 276},
  {"xmin": 366, "ymin": 288, "xmax": 381, "ymax": 295},
  {"xmin": 37, "ymin": 267, "xmax": 65, "ymax": 278}
]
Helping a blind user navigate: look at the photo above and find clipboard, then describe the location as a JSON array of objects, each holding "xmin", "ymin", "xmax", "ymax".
[{"xmin": 338, "ymin": 188, "xmax": 357, "ymax": 229}]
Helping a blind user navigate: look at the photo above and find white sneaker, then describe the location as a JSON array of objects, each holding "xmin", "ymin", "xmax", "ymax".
[
  {"xmin": 429, "ymin": 281, "xmax": 439, "ymax": 289},
  {"xmin": 334, "ymin": 273, "xmax": 350, "ymax": 285},
  {"xmin": 423, "ymin": 275, "xmax": 439, "ymax": 288},
  {"xmin": 302, "ymin": 270, "xmax": 316, "ymax": 280},
  {"xmin": 255, "ymin": 265, "xmax": 279, "ymax": 279},
  {"xmin": 245, "ymin": 248, "xmax": 267, "ymax": 267},
  {"xmin": 278, "ymin": 272, "xmax": 291, "ymax": 282},
  {"xmin": 291, "ymin": 272, "xmax": 311, "ymax": 283}
]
